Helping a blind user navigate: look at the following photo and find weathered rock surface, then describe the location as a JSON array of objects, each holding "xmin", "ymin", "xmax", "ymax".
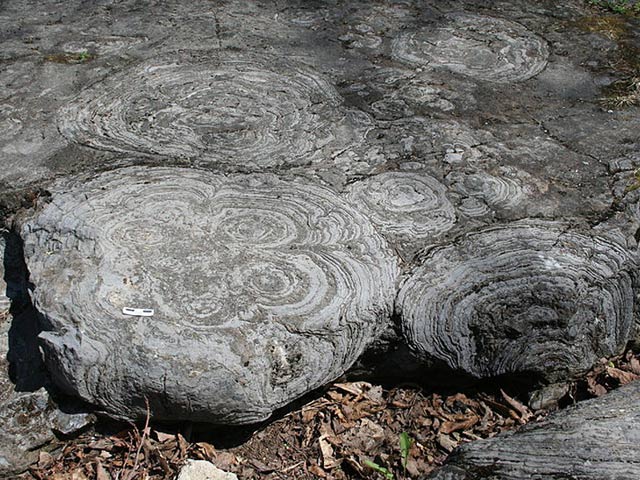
[
  {"xmin": 398, "ymin": 222, "xmax": 640, "ymax": 381},
  {"xmin": 0, "ymin": 234, "xmax": 93, "ymax": 476},
  {"xmin": 428, "ymin": 380, "xmax": 640, "ymax": 480},
  {"xmin": 0, "ymin": 388, "xmax": 93, "ymax": 476},
  {"xmin": 176, "ymin": 460, "xmax": 238, "ymax": 480},
  {"xmin": 1, "ymin": 0, "xmax": 640, "ymax": 430},
  {"xmin": 392, "ymin": 12, "xmax": 550, "ymax": 83},
  {"xmin": 57, "ymin": 53, "xmax": 372, "ymax": 170},
  {"xmin": 19, "ymin": 167, "xmax": 399, "ymax": 423},
  {"xmin": 346, "ymin": 172, "xmax": 456, "ymax": 258}
]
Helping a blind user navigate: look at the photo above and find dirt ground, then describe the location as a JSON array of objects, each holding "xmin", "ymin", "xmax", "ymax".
[{"xmin": 15, "ymin": 348, "xmax": 640, "ymax": 480}]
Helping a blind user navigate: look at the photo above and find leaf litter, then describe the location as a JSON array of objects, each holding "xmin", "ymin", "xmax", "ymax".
[{"xmin": 15, "ymin": 349, "xmax": 640, "ymax": 480}]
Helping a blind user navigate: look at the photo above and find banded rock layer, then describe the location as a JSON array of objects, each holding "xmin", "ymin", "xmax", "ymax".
[
  {"xmin": 345, "ymin": 172, "xmax": 456, "ymax": 256},
  {"xmin": 398, "ymin": 222, "xmax": 639, "ymax": 381},
  {"xmin": 428, "ymin": 380, "xmax": 640, "ymax": 479},
  {"xmin": 20, "ymin": 167, "xmax": 399, "ymax": 423},
  {"xmin": 57, "ymin": 54, "xmax": 371, "ymax": 169},
  {"xmin": 392, "ymin": 13, "xmax": 549, "ymax": 83}
]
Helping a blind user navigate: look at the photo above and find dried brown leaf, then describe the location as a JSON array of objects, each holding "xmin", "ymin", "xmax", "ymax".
[
  {"xmin": 628, "ymin": 357, "xmax": 640, "ymax": 376},
  {"xmin": 302, "ymin": 408, "xmax": 318, "ymax": 423},
  {"xmin": 326, "ymin": 391, "xmax": 344, "ymax": 403},
  {"xmin": 606, "ymin": 366, "xmax": 639, "ymax": 385},
  {"xmin": 249, "ymin": 458, "xmax": 275, "ymax": 473},
  {"xmin": 500, "ymin": 389, "xmax": 532, "ymax": 423},
  {"xmin": 436, "ymin": 434, "xmax": 458, "ymax": 453},
  {"xmin": 587, "ymin": 375, "xmax": 608, "ymax": 397},
  {"xmin": 439, "ymin": 414, "xmax": 480, "ymax": 435},
  {"xmin": 215, "ymin": 451, "xmax": 238, "ymax": 470},
  {"xmin": 334, "ymin": 382, "xmax": 371, "ymax": 397},
  {"xmin": 319, "ymin": 436, "xmax": 339, "ymax": 469},
  {"xmin": 308, "ymin": 463, "xmax": 327, "ymax": 478},
  {"xmin": 71, "ymin": 469, "xmax": 89, "ymax": 480},
  {"xmin": 154, "ymin": 431, "xmax": 175, "ymax": 443},
  {"xmin": 177, "ymin": 434, "xmax": 189, "ymax": 459},
  {"xmin": 96, "ymin": 461, "xmax": 111, "ymax": 480}
]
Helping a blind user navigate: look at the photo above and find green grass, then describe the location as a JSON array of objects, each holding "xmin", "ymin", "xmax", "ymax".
[
  {"xmin": 588, "ymin": 0, "xmax": 640, "ymax": 16},
  {"xmin": 44, "ymin": 50, "xmax": 94, "ymax": 64}
]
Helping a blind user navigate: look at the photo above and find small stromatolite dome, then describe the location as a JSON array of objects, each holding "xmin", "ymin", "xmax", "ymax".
[
  {"xmin": 397, "ymin": 222, "xmax": 638, "ymax": 381},
  {"xmin": 345, "ymin": 172, "xmax": 456, "ymax": 257},
  {"xmin": 392, "ymin": 12, "xmax": 549, "ymax": 83},
  {"xmin": 20, "ymin": 167, "xmax": 399, "ymax": 424},
  {"xmin": 57, "ymin": 53, "xmax": 370, "ymax": 169}
]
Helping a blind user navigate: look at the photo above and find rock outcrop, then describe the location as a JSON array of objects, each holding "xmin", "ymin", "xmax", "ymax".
[
  {"xmin": 398, "ymin": 222, "xmax": 639, "ymax": 381},
  {"xmin": 428, "ymin": 380, "xmax": 640, "ymax": 480},
  {"xmin": 20, "ymin": 167, "xmax": 399, "ymax": 423}
]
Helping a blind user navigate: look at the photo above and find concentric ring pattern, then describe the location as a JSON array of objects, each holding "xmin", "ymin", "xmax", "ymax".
[
  {"xmin": 57, "ymin": 54, "xmax": 370, "ymax": 168},
  {"xmin": 392, "ymin": 13, "xmax": 549, "ymax": 83},
  {"xmin": 20, "ymin": 167, "xmax": 399, "ymax": 423},
  {"xmin": 345, "ymin": 172, "xmax": 456, "ymax": 247},
  {"xmin": 398, "ymin": 222, "xmax": 638, "ymax": 380}
]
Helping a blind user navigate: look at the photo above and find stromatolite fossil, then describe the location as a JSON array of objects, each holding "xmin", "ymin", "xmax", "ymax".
[
  {"xmin": 398, "ymin": 221, "xmax": 639, "ymax": 380},
  {"xmin": 392, "ymin": 12, "xmax": 549, "ymax": 83},
  {"xmin": 20, "ymin": 167, "xmax": 399, "ymax": 423},
  {"xmin": 57, "ymin": 53, "xmax": 371, "ymax": 169},
  {"xmin": 345, "ymin": 171, "xmax": 456, "ymax": 256}
]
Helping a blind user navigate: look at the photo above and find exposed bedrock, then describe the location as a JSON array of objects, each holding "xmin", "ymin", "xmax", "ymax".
[
  {"xmin": 19, "ymin": 167, "xmax": 399, "ymax": 423},
  {"xmin": 57, "ymin": 53, "xmax": 371, "ymax": 170},
  {"xmin": 0, "ymin": 233, "xmax": 94, "ymax": 476},
  {"xmin": 427, "ymin": 380, "xmax": 640, "ymax": 480},
  {"xmin": 397, "ymin": 221, "xmax": 640, "ymax": 382},
  {"xmin": 391, "ymin": 12, "xmax": 550, "ymax": 84},
  {"xmin": 345, "ymin": 171, "xmax": 456, "ymax": 259}
]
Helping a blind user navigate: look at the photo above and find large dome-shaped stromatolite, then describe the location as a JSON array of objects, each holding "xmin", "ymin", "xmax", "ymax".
[
  {"xmin": 397, "ymin": 222, "xmax": 639, "ymax": 381},
  {"xmin": 57, "ymin": 54, "xmax": 370, "ymax": 169},
  {"xmin": 391, "ymin": 13, "xmax": 549, "ymax": 83},
  {"xmin": 20, "ymin": 167, "xmax": 399, "ymax": 424}
]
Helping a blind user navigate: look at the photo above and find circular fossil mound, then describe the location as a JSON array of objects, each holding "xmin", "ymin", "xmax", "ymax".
[
  {"xmin": 397, "ymin": 222, "xmax": 639, "ymax": 380},
  {"xmin": 57, "ymin": 54, "xmax": 370, "ymax": 169},
  {"xmin": 447, "ymin": 166, "xmax": 544, "ymax": 219},
  {"xmin": 391, "ymin": 13, "xmax": 549, "ymax": 83},
  {"xmin": 20, "ymin": 167, "xmax": 399, "ymax": 423},
  {"xmin": 345, "ymin": 172, "xmax": 456, "ymax": 254}
]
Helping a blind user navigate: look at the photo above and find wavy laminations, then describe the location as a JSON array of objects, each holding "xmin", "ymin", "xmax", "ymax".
[
  {"xmin": 345, "ymin": 172, "xmax": 456, "ymax": 252},
  {"xmin": 392, "ymin": 13, "xmax": 549, "ymax": 83},
  {"xmin": 447, "ymin": 167, "xmax": 538, "ymax": 218},
  {"xmin": 57, "ymin": 54, "xmax": 370, "ymax": 169},
  {"xmin": 429, "ymin": 380, "xmax": 640, "ymax": 479},
  {"xmin": 20, "ymin": 167, "xmax": 399, "ymax": 424},
  {"xmin": 398, "ymin": 222, "xmax": 638, "ymax": 380}
]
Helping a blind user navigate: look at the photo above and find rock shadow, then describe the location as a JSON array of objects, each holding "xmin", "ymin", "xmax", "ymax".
[{"xmin": 3, "ymin": 230, "xmax": 49, "ymax": 392}]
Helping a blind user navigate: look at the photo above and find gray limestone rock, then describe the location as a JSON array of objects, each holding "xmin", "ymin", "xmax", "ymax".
[
  {"xmin": 428, "ymin": 380, "xmax": 640, "ymax": 480},
  {"xmin": 56, "ymin": 52, "xmax": 372, "ymax": 171},
  {"xmin": 0, "ymin": 388, "xmax": 93, "ymax": 476},
  {"xmin": 391, "ymin": 12, "xmax": 550, "ymax": 84},
  {"xmin": 398, "ymin": 221, "xmax": 640, "ymax": 381},
  {"xmin": 0, "ymin": 234, "xmax": 93, "ymax": 476},
  {"xmin": 345, "ymin": 171, "xmax": 456, "ymax": 259},
  {"xmin": 19, "ymin": 167, "xmax": 399, "ymax": 424},
  {"xmin": 176, "ymin": 460, "xmax": 238, "ymax": 480}
]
